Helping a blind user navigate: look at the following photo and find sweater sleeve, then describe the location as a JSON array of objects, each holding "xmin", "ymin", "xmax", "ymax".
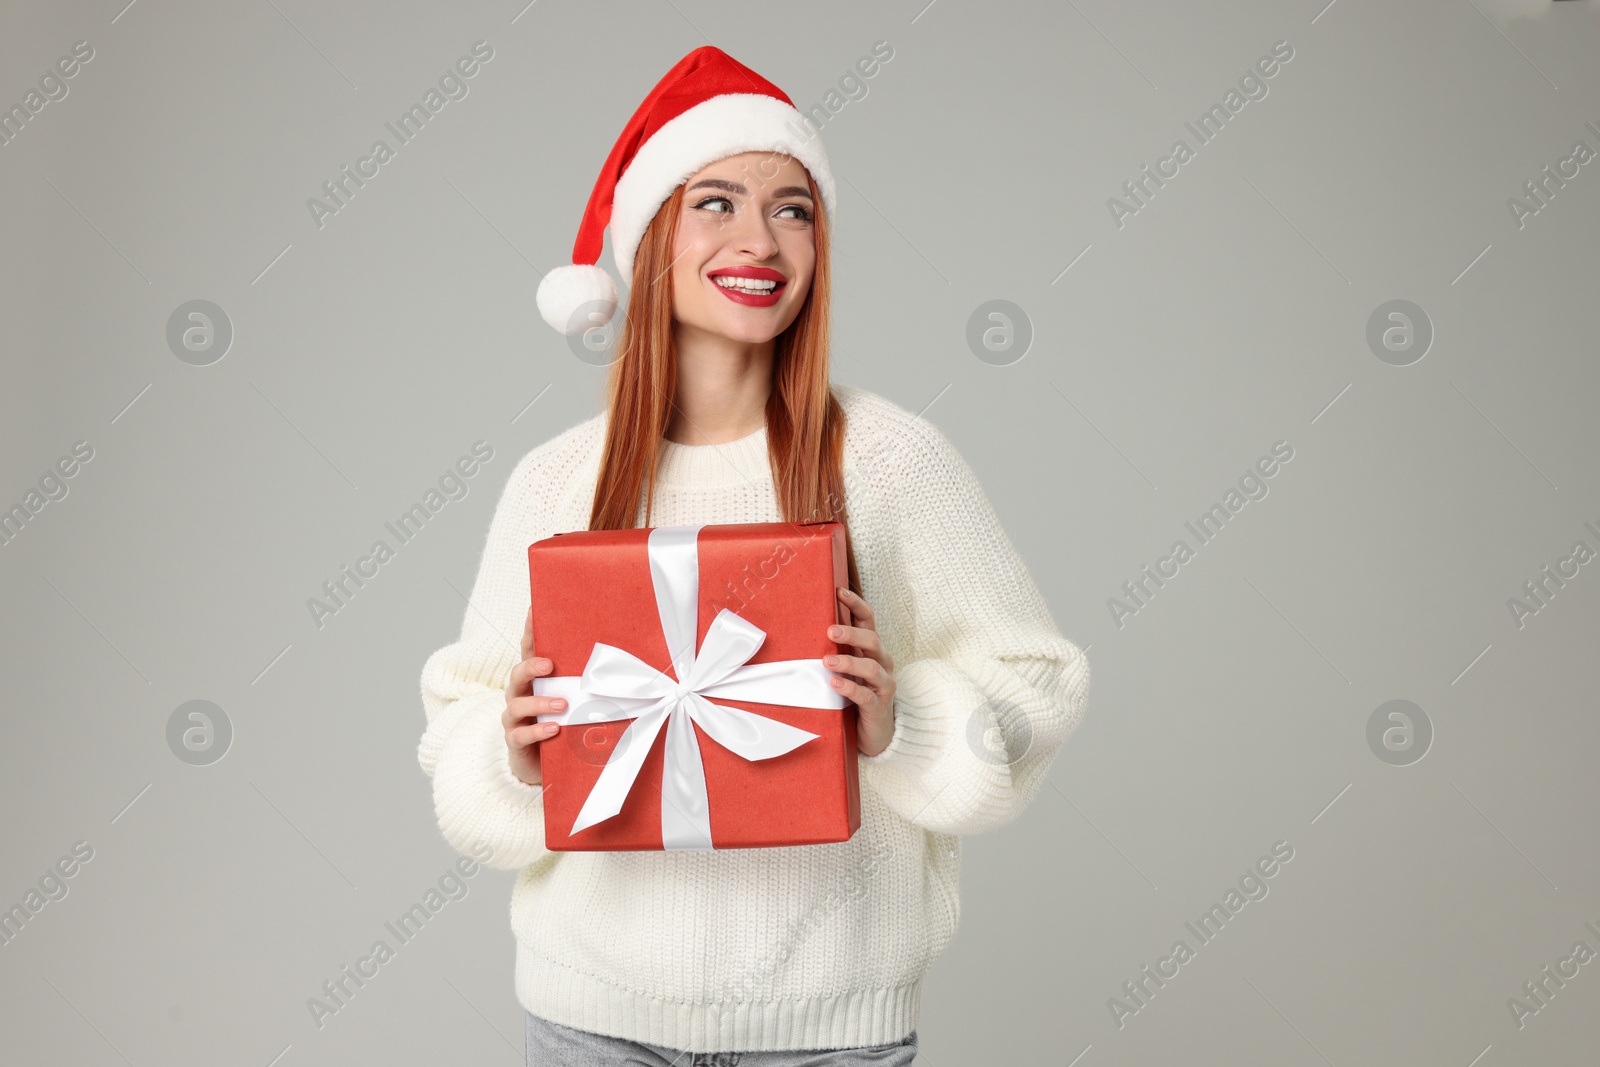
[
  {"xmin": 856, "ymin": 415, "xmax": 1091, "ymax": 837},
  {"xmin": 416, "ymin": 447, "xmax": 556, "ymax": 871}
]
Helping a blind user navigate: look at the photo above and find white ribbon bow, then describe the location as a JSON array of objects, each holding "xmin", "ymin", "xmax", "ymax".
[{"xmin": 533, "ymin": 525, "xmax": 846, "ymax": 849}]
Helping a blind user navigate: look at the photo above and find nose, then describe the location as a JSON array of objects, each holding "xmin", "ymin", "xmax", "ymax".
[{"xmin": 725, "ymin": 204, "xmax": 778, "ymax": 261}]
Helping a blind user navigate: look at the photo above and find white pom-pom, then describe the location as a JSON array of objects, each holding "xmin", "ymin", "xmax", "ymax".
[{"xmin": 536, "ymin": 264, "xmax": 618, "ymax": 335}]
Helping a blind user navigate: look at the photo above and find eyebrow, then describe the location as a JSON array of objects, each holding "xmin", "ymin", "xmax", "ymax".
[{"xmin": 685, "ymin": 178, "xmax": 813, "ymax": 201}]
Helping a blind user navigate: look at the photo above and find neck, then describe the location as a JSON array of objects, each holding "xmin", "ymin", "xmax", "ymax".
[{"xmin": 665, "ymin": 323, "xmax": 773, "ymax": 445}]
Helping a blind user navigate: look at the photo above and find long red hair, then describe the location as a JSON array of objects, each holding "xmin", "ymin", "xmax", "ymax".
[{"xmin": 587, "ymin": 169, "xmax": 860, "ymax": 594}]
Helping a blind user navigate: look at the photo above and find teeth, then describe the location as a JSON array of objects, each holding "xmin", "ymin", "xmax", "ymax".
[{"xmin": 714, "ymin": 276, "xmax": 779, "ymax": 293}]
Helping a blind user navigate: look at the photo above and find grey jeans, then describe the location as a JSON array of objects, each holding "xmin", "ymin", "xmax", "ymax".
[{"xmin": 525, "ymin": 1011, "xmax": 918, "ymax": 1066}]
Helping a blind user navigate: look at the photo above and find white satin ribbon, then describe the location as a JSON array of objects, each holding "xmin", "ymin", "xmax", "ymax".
[{"xmin": 533, "ymin": 524, "xmax": 846, "ymax": 849}]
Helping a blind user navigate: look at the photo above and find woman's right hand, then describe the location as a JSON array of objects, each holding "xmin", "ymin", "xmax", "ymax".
[{"xmin": 504, "ymin": 605, "xmax": 565, "ymax": 787}]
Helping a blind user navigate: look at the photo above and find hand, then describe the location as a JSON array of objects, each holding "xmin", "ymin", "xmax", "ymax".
[
  {"xmin": 503, "ymin": 605, "xmax": 566, "ymax": 787},
  {"xmin": 825, "ymin": 587, "xmax": 897, "ymax": 758}
]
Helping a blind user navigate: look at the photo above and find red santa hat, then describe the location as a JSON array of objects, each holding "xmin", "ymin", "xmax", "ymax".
[{"xmin": 535, "ymin": 46, "xmax": 837, "ymax": 335}]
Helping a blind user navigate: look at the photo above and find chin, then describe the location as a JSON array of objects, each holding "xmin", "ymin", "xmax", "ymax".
[
  {"xmin": 695, "ymin": 308, "xmax": 792, "ymax": 345},
  {"xmin": 718, "ymin": 319, "xmax": 786, "ymax": 344}
]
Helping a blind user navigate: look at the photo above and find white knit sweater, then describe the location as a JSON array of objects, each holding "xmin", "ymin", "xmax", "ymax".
[{"xmin": 416, "ymin": 383, "xmax": 1090, "ymax": 1053}]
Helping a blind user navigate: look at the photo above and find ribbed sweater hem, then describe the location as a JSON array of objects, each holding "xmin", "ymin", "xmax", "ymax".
[{"xmin": 514, "ymin": 950, "xmax": 923, "ymax": 1053}]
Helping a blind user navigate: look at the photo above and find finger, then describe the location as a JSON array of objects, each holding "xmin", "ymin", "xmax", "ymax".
[
  {"xmin": 507, "ymin": 656, "xmax": 555, "ymax": 696},
  {"xmin": 837, "ymin": 587, "xmax": 877, "ymax": 629},
  {"xmin": 827, "ymin": 624, "xmax": 882, "ymax": 658},
  {"xmin": 509, "ymin": 721, "xmax": 559, "ymax": 748},
  {"xmin": 824, "ymin": 651, "xmax": 884, "ymax": 681},
  {"xmin": 828, "ymin": 673, "xmax": 879, "ymax": 706},
  {"xmin": 504, "ymin": 693, "xmax": 567, "ymax": 727},
  {"xmin": 511, "ymin": 693, "xmax": 567, "ymax": 719},
  {"xmin": 824, "ymin": 653, "xmax": 887, "ymax": 688},
  {"xmin": 508, "ymin": 657, "xmax": 535, "ymax": 691},
  {"xmin": 520, "ymin": 605, "xmax": 535, "ymax": 660}
]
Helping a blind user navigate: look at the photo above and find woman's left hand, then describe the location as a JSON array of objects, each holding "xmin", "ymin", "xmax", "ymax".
[{"xmin": 825, "ymin": 587, "xmax": 897, "ymax": 758}]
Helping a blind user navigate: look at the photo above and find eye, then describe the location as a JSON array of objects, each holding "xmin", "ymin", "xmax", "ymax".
[
  {"xmin": 776, "ymin": 203, "xmax": 812, "ymax": 222},
  {"xmin": 692, "ymin": 196, "xmax": 734, "ymax": 214}
]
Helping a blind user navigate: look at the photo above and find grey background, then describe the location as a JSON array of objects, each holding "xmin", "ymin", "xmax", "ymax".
[{"xmin": 3, "ymin": 0, "xmax": 1598, "ymax": 1063}]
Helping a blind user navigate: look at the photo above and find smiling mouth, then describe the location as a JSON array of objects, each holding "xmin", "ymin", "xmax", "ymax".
[
  {"xmin": 709, "ymin": 273, "xmax": 787, "ymax": 307},
  {"xmin": 713, "ymin": 276, "xmax": 781, "ymax": 294}
]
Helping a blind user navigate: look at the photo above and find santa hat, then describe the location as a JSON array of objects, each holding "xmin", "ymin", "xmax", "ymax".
[{"xmin": 535, "ymin": 46, "xmax": 837, "ymax": 335}]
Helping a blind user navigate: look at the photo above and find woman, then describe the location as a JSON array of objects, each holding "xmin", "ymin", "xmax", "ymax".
[{"xmin": 417, "ymin": 46, "xmax": 1091, "ymax": 1065}]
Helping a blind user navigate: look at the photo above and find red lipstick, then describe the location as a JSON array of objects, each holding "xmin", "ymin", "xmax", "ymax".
[{"xmin": 706, "ymin": 265, "xmax": 787, "ymax": 308}]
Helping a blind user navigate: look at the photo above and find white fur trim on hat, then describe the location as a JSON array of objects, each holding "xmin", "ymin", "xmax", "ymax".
[
  {"xmin": 536, "ymin": 263, "xmax": 619, "ymax": 335},
  {"xmin": 610, "ymin": 93, "xmax": 836, "ymax": 285}
]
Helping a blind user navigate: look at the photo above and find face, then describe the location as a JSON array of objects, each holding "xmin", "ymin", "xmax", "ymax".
[{"xmin": 668, "ymin": 151, "xmax": 818, "ymax": 346}]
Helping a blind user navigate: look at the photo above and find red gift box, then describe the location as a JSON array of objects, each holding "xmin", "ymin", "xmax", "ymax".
[{"xmin": 527, "ymin": 521, "xmax": 860, "ymax": 851}]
